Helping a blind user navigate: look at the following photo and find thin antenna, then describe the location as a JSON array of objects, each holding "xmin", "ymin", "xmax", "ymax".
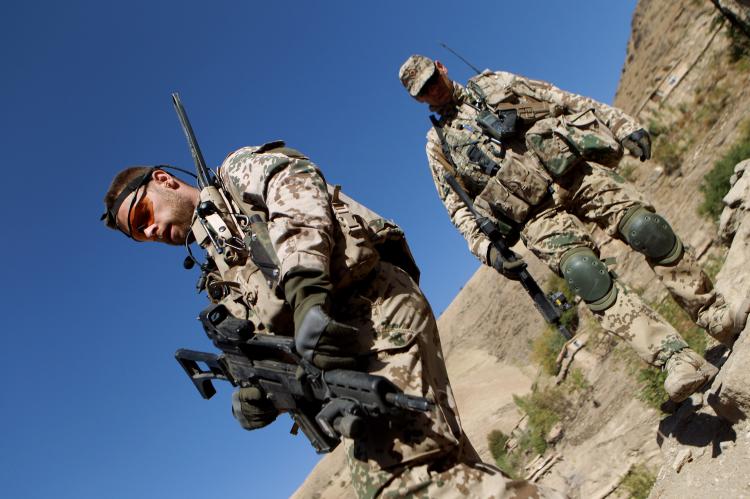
[{"xmin": 439, "ymin": 42, "xmax": 481, "ymax": 75}]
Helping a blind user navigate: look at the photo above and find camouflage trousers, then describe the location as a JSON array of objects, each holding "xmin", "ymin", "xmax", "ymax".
[
  {"xmin": 521, "ymin": 162, "xmax": 721, "ymax": 365},
  {"xmin": 337, "ymin": 261, "xmax": 561, "ymax": 498}
]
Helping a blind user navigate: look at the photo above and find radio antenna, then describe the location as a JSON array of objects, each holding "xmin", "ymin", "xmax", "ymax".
[{"xmin": 439, "ymin": 42, "xmax": 482, "ymax": 75}]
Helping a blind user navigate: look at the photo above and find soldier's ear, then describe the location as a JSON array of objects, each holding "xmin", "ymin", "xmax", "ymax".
[
  {"xmin": 435, "ymin": 60, "xmax": 448, "ymax": 76},
  {"xmin": 152, "ymin": 169, "xmax": 178, "ymax": 189}
]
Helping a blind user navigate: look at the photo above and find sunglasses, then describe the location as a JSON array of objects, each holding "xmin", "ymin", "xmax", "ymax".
[
  {"xmin": 101, "ymin": 169, "xmax": 155, "ymax": 241},
  {"xmin": 127, "ymin": 185, "xmax": 155, "ymax": 241}
]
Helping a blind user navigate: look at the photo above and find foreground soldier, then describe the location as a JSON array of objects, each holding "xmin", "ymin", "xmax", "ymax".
[
  {"xmin": 399, "ymin": 54, "xmax": 750, "ymax": 402},
  {"xmin": 102, "ymin": 142, "xmax": 563, "ymax": 497}
]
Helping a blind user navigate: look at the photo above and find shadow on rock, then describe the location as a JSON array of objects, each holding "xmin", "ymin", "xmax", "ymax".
[{"xmin": 656, "ymin": 400, "xmax": 737, "ymax": 457}]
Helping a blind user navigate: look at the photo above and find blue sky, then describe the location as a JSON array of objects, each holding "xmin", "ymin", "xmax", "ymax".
[{"xmin": 1, "ymin": 1, "xmax": 636, "ymax": 497}]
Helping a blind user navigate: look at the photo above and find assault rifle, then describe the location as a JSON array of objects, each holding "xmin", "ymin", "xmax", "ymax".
[
  {"xmin": 175, "ymin": 303, "xmax": 434, "ymax": 454},
  {"xmin": 443, "ymin": 173, "xmax": 573, "ymax": 340}
]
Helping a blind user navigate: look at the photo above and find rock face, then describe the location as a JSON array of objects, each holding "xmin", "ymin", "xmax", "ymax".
[
  {"xmin": 704, "ymin": 165, "xmax": 750, "ymax": 424},
  {"xmin": 293, "ymin": 1, "xmax": 750, "ymax": 497},
  {"xmin": 650, "ymin": 159, "xmax": 750, "ymax": 499}
]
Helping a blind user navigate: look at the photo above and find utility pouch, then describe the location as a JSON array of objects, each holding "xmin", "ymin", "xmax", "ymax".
[
  {"xmin": 329, "ymin": 185, "xmax": 380, "ymax": 289},
  {"xmin": 474, "ymin": 175, "xmax": 533, "ymax": 225},
  {"xmin": 493, "ymin": 150, "xmax": 551, "ymax": 206},
  {"xmin": 329, "ymin": 185, "xmax": 421, "ymax": 285},
  {"xmin": 526, "ymin": 109, "xmax": 623, "ymax": 176},
  {"xmin": 525, "ymin": 117, "xmax": 581, "ymax": 177},
  {"xmin": 219, "ymin": 264, "xmax": 293, "ymax": 334},
  {"xmin": 561, "ymin": 109, "xmax": 623, "ymax": 167}
]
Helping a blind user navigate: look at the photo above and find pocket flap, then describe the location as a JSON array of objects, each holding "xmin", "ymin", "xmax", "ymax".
[
  {"xmin": 371, "ymin": 328, "xmax": 418, "ymax": 353},
  {"xmin": 565, "ymin": 109, "xmax": 598, "ymax": 127}
]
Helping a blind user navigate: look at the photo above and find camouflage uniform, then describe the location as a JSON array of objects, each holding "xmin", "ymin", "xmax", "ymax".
[
  {"xmin": 408, "ymin": 64, "xmax": 729, "ymax": 370},
  {"xmin": 210, "ymin": 144, "xmax": 560, "ymax": 498}
]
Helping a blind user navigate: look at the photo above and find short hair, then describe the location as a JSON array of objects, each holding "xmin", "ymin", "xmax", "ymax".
[{"xmin": 102, "ymin": 166, "xmax": 153, "ymax": 230}]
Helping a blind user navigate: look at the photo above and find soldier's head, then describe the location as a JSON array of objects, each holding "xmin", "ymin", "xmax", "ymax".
[
  {"xmin": 102, "ymin": 166, "xmax": 199, "ymax": 245},
  {"xmin": 398, "ymin": 55, "xmax": 453, "ymax": 107}
]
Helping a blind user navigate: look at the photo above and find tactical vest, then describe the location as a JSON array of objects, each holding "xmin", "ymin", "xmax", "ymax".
[
  {"xmin": 433, "ymin": 74, "xmax": 554, "ymax": 224},
  {"xmin": 195, "ymin": 142, "xmax": 419, "ymax": 335},
  {"xmin": 434, "ymin": 73, "xmax": 623, "ymax": 224}
]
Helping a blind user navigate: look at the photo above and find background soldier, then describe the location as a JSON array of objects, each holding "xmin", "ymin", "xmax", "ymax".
[
  {"xmin": 398, "ymin": 54, "xmax": 750, "ymax": 402},
  {"xmin": 101, "ymin": 143, "xmax": 563, "ymax": 498}
]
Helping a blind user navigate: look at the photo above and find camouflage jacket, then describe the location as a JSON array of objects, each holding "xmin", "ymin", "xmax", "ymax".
[
  {"xmin": 210, "ymin": 142, "xmax": 413, "ymax": 334},
  {"xmin": 426, "ymin": 71, "xmax": 642, "ymax": 264}
]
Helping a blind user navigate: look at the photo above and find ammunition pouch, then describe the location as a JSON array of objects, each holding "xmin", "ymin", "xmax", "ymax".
[
  {"xmin": 525, "ymin": 109, "xmax": 623, "ymax": 176},
  {"xmin": 474, "ymin": 150, "xmax": 551, "ymax": 225}
]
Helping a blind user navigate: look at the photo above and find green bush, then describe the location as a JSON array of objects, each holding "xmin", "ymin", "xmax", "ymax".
[
  {"xmin": 636, "ymin": 366, "xmax": 668, "ymax": 410},
  {"xmin": 486, "ymin": 430, "xmax": 522, "ymax": 478},
  {"xmin": 648, "ymin": 119, "xmax": 668, "ymax": 138},
  {"xmin": 565, "ymin": 368, "xmax": 590, "ymax": 393},
  {"xmin": 532, "ymin": 328, "xmax": 567, "ymax": 376},
  {"xmin": 699, "ymin": 120, "xmax": 750, "ymax": 220},
  {"xmin": 513, "ymin": 386, "xmax": 569, "ymax": 455},
  {"xmin": 532, "ymin": 276, "xmax": 579, "ymax": 375},
  {"xmin": 620, "ymin": 464, "xmax": 656, "ymax": 499},
  {"xmin": 653, "ymin": 138, "xmax": 687, "ymax": 174}
]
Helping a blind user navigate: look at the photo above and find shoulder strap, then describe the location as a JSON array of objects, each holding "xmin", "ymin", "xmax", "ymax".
[{"xmin": 429, "ymin": 114, "xmax": 459, "ymax": 176}]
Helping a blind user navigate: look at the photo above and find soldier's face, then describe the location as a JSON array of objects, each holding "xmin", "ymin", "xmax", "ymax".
[
  {"xmin": 116, "ymin": 171, "xmax": 198, "ymax": 245},
  {"xmin": 415, "ymin": 62, "xmax": 453, "ymax": 107}
]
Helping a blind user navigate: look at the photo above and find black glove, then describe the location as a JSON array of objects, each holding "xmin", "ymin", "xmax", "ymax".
[
  {"xmin": 232, "ymin": 386, "xmax": 279, "ymax": 431},
  {"xmin": 621, "ymin": 128, "xmax": 651, "ymax": 161},
  {"xmin": 295, "ymin": 305, "xmax": 359, "ymax": 370},
  {"xmin": 488, "ymin": 246, "xmax": 526, "ymax": 280}
]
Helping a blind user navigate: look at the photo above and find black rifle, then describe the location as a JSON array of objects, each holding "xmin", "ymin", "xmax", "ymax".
[
  {"xmin": 175, "ymin": 303, "xmax": 433, "ymax": 454},
  {"xmin": 444, "ymin": 173, "xmax": 572, "ymax": 340}
]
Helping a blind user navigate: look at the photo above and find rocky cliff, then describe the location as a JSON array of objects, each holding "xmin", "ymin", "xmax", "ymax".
[{"xmin": 293, "ymin": 1, "xmax": 750, "ymax": 497}]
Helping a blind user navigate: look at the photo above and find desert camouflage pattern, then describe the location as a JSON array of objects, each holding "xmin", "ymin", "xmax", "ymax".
[
  {"xmin": 213, "ymin": 145, "xmax": 548, "ymax": 497},
  {"xmin": 220, "ymin": 145, "xmax": 334, "ymax": 282},
  {"xmin": 399, "ymin": 54, "xmax": 438, "ymax": 97},
  {"xmin": 425, "ymin": 72, "xmax": 727, "ymax": 365},
  {"xmin": 426, "ymin": 72, "xmax": 642, "ymax": 262}
]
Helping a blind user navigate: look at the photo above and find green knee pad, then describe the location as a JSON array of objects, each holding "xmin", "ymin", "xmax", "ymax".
[
  {"xmin": 560, "ymin": 247, "xmax": 618, "ymax": 312},
  {"xmin": 618, "ymin": 205, "xmax": 683, "ymax": 265}
]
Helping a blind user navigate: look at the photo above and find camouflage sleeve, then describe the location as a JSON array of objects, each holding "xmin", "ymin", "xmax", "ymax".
[
  {"xmin": 510, "ymin": 73, "xmax": 642, "ymax": 140},
  {"xmin": 220, "ymin": 148, "xmax": 335, "ymax": 280},
  {"xmin": 426, "ymin": 130, "xmax": 491, "ymax": 264}
]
